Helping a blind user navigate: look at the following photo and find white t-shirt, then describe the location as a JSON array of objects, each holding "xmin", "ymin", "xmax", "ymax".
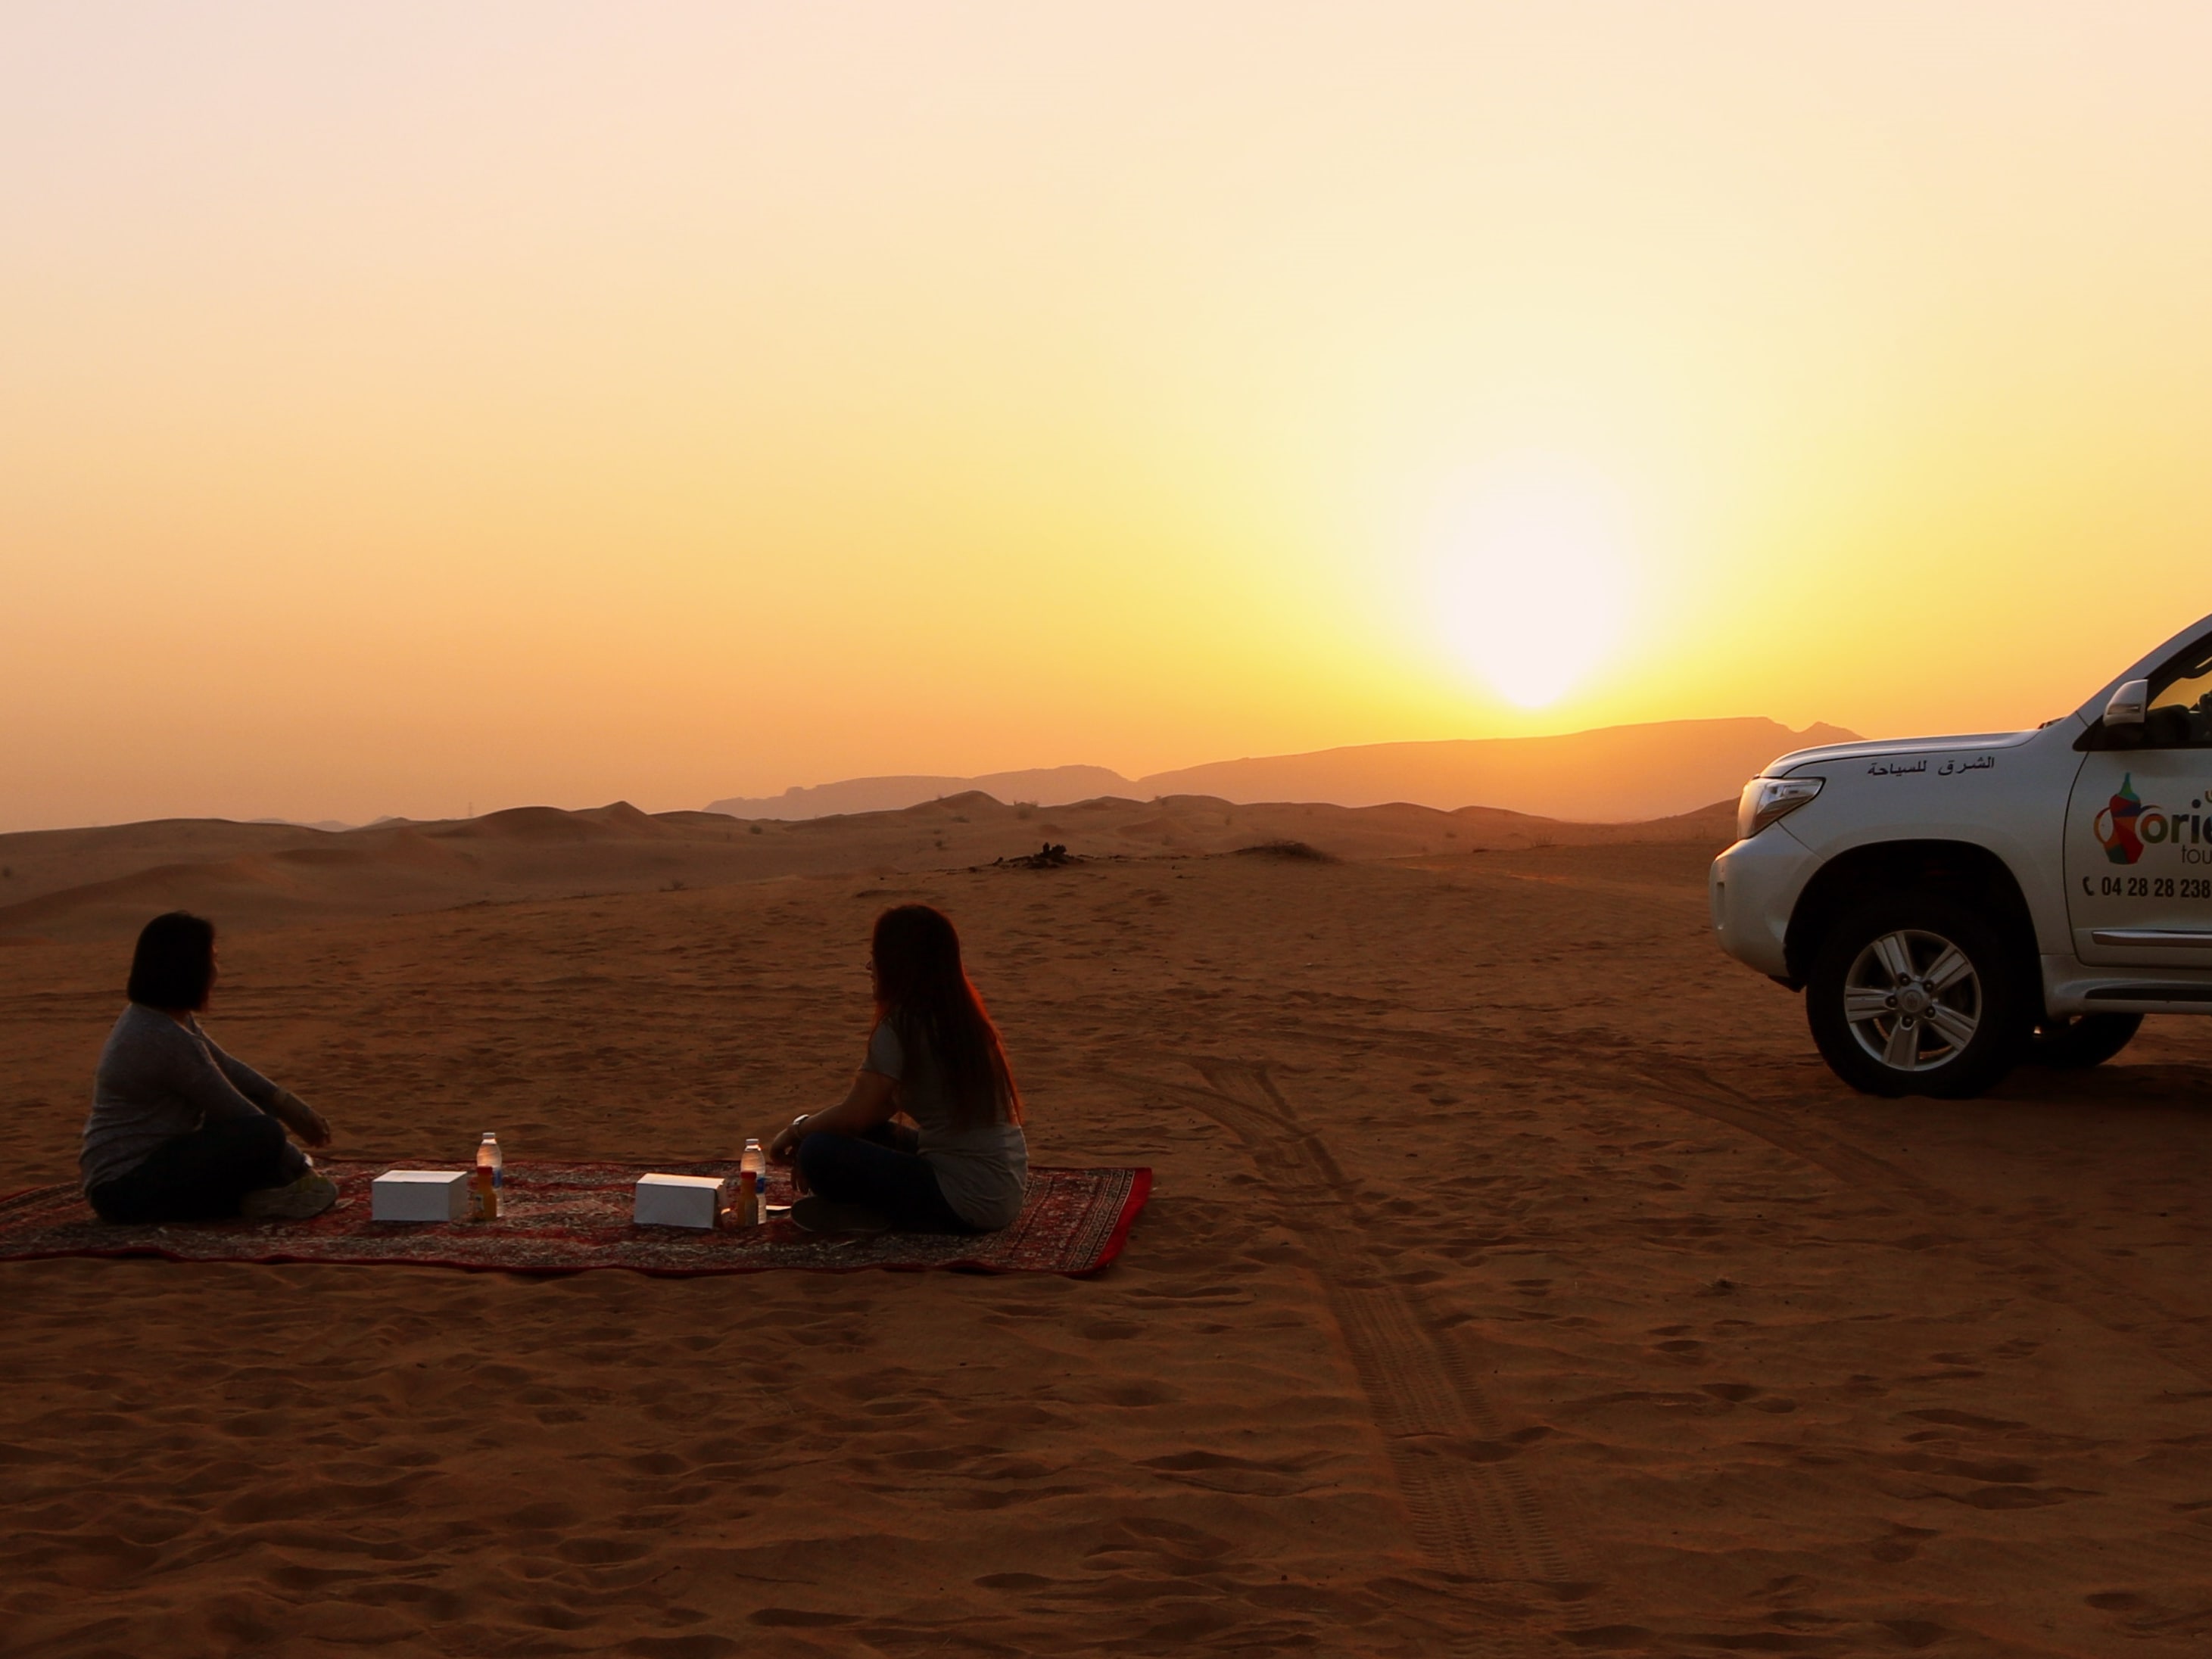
[{"xmin": 863, "ymin": 1019, "xmax": 1028, "ymax": 1229}]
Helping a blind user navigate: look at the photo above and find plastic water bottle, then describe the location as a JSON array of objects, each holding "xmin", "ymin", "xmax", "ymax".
[
  {"xmin": 474, "ymin": 1131, "xmax": 502, "ymax": 1222},
  {"xmin": 740, "ymin": 1138, "xmax": 764, "ymax": 1181}
]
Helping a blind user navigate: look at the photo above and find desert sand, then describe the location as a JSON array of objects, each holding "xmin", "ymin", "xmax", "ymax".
[
  {"xmin": 5, "ymin": 800, "xmax": 2212, "ymax": 1655},
  {"xmin": 0, "ymin": 792, "xmax": 1734, "ymax": 947}
]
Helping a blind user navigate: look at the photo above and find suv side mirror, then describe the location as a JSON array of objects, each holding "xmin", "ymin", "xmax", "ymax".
[{"xmin": 2105, "ymin": 679, "xmax": 2149, "ymax": 727}]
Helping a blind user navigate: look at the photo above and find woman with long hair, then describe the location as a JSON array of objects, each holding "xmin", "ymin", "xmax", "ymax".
[
  {"xmin": 768, "ymin": 903, "xmax": 1027, "ymax": 1233},
  {"xmin": 81, "ymin": 912, "xmax": 338, "ymax": 1223}
]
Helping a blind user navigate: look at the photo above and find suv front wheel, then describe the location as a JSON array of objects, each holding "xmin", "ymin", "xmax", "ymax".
[{"xmin": 1806, "ymin": 894, "xmax": 2030, "ymax": 1098}]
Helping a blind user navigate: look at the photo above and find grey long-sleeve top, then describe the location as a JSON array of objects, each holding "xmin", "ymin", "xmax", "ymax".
[{"xmin": 80, "ymin": 1003, "xmax": 289, "ymax": 1191}]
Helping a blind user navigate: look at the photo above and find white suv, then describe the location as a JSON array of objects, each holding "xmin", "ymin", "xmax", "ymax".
[{"xmin": 1712, "ymin": 611, "xmax": 2212, "ymax": 1097}]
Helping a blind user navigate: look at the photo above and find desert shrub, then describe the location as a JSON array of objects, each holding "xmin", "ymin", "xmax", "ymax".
[{"xmin": 1232, "ymin": 840, "xmax": 1337, "ymax": 863}]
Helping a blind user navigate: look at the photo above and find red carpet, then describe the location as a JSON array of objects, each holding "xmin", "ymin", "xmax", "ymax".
[{"xmin": 0, "ymin": 1159, "xmax": 1151, "ymax": 1277}]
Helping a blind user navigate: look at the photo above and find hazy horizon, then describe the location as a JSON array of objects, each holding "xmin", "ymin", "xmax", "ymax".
[
  {"xmin": 9, "ymin": 714, "xmax": 1847, "ymax": 834},
  {"xmin": 8, "ymin": 2, "xmax": 2210, "ymax": 830}
]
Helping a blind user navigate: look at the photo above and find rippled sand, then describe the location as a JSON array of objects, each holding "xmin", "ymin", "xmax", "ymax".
[{"xmin": 5, "ymin": 834, "xmax": 2212, "ymax": 1654}]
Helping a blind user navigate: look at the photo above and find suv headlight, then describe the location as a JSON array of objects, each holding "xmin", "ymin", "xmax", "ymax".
[{"xmin": 1737, "ymin": 775, "xmax": 1823, "ymax": 840}]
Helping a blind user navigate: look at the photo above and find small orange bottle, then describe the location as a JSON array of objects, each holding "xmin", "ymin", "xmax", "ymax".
[{"xmin": 472, "ymin": 1132, "xmax": 501, "ymax": 1221}]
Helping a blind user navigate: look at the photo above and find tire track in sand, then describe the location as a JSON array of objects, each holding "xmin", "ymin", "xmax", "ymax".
[
  {"xmin": 1333, "ymin": 1010, "xmax": 2212, "ymax": 1395},
  {"xmin": 1620, "ymin": 1053, "xmax": 2212, "ymax": 1393},
  {"xmin": 1121, "ymin": 1055, "xmax": 1608, "ymax": 1659}
]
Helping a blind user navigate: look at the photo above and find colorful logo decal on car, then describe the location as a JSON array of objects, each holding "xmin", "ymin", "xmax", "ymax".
[
  {"xmin": 2088, "ymin": 776, "xmax": 2212, "ymax": 867},
  {"xmin": 2095, "ymin": 774, "xmax": 2145, "ymax": 865}
]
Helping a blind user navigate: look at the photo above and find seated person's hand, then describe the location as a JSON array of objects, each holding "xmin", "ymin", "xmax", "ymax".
[
  {"xmin": 274, "ymin": 1090, "xmax": 333, "ymax": 1148},
  {"xmin": 767, "ymin": 1116, "xmax": 808, "ymax": 1165}
]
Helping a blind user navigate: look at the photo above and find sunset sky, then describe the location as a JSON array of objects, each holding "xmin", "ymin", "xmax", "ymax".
[{"xmin": 5, "ymin": 2, "xmax": 2210, "ymax": 830}]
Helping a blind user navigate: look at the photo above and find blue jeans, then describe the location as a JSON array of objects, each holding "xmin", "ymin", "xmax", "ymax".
[
  {"xmin": 796, "ymin": 1125, "xmax": 976, "ymax": 1233},
  {"xmin": 86, "ymin": 1110, "xmax": 307, "ymax": 1224}
]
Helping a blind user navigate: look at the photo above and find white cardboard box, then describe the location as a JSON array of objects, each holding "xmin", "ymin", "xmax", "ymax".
[
  {"xmin": 372, "ymin": 1169, "xmax": 472, "ymax": 1222},
  {"xmin": 634, "ymin": 1172, "xmax": 727, "ymax": 1230}
]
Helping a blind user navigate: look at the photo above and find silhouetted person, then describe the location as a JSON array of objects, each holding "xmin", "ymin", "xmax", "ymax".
[
  {"xmin": 81, "ymin": 913, "xmax": 338, "ymax": 1224},
  {"xmin": 769, "ymin": 904, "xmax": 1028, "ymax": 1232}
]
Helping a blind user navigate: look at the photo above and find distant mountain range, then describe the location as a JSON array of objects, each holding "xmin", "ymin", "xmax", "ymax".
[
  {"xmin": 706, "ymin": 717, "xmax": 1859, "ymax": 824},
  {"xmin": 706, "ymin": 766, "xmax": 1136, "ymax": 822}
]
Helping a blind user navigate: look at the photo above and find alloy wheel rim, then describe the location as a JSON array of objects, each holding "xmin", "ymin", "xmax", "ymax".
[{"xmin": 1843, "ymin": 928, "xmax": 1982, "ymax": 1072}]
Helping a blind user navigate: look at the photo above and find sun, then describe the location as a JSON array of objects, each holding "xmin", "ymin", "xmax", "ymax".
[{"xmin": 1425, "ymin": 454, "xmax": 1635, "ymax": 708}]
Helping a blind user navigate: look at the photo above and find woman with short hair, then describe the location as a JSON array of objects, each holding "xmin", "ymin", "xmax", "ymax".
[
  {"xmin": 768, "ymin": 903, "xmax": 1027, "ymax": 1233},
  {"xmin": 81, "ymin": 912, "xmax": 338, "ymax": 1224}
]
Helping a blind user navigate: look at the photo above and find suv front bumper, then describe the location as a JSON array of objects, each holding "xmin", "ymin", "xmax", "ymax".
[{"xmin": 1709, "ymin": 826, "xmax": 1818, "ymax": 980}]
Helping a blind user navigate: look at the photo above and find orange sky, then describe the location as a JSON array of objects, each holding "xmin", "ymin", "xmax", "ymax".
[{"xmin": 5, "ymin": 2, "xmax": 2210, "ymax": 830}]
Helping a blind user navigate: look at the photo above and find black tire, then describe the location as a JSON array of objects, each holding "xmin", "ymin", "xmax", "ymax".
[
  {"xmin": 2028, "ymin": 1013, "xmax": 2142, "ymax": 1069},
  {"xmin": 1805, "ymin": 892, "xmax": 2032, "ymax": 1099}
]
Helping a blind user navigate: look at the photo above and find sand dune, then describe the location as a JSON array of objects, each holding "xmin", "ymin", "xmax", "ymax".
[
  {"xmin": 706, "ymin": 717, "xmax": 1855, "ymax": 823},
  {"xmin": 4, "ymin": 811, "xmax": 2210, "ymax": 1653},
  {"xmin": 0, "ymin": 818, "xmax": 332, "ymax": 905},
  {"xmin": 0, "ymin": 792, "xmax": 1735, "ymax": 945}
]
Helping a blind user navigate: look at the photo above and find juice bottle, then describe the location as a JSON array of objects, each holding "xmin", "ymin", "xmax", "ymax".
[
  {"xmin": 726, "ymin": 1169, "xmax": 752, "ymax": 1228},
  {"xmin": 474, "ymin": 1132, "xmax": 502, "ymax": 1222},
  {"xmin": 737, "ymin": 1138, "xmax": 764, "ymax": 1228}
]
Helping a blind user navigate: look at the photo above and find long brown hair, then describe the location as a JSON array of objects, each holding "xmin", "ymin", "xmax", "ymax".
[{"xmin": 871, "ymin": 904, "xmax": 1020, "ymax": 1128}]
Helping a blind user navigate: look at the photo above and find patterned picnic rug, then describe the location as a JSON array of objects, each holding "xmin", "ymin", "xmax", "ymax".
[{"xmin": 0, "ymin": 1160, "xmax": 1151, "ymax": 1277}]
